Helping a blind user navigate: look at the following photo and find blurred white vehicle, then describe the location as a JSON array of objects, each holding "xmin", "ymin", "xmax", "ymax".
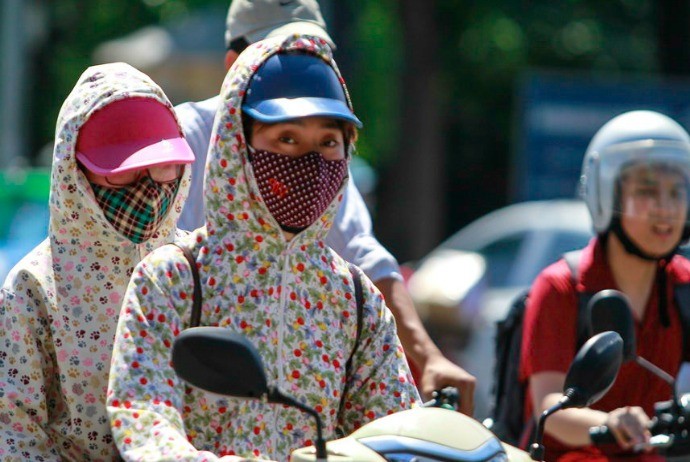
[{"xmin": 406, "ymin": 200, "xmax": 594, "ymax": 419}]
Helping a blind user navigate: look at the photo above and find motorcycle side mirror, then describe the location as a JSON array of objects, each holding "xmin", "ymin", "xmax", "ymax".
[
  {"xmin": 561, "ymin": 330, "xmax": 623, "ymax": 408},
  {"xmin": 588, "ymin": 288, "xmax": 678, "ymax": 409},
  {"xmin": 172, "ymin": 327, "xmax": 328, "ymax": 460},
  {"xmin": 172, "ymin": 327, "xmax": 269, "ymax": 398},
  {"xmin": 588, "ymin": 289, "xmax": 636, "ymax": 362},
  {"xmin": 530, "ymin": 331, "xmax": 623, "ymax": 460}
]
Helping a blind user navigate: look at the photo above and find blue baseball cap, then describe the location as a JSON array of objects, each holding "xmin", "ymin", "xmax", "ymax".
[{"xmin": 242, "ymin": 53, "xmax": 362, "ymax": 128}]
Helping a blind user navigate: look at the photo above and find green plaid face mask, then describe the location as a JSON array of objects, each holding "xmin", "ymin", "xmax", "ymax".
[{"xmin": 91, "ymin": 175, "xmax": 179, "ymax": 244}]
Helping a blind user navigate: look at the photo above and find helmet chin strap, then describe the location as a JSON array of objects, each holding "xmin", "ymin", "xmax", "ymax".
[
  {"xmin": 609, "ymin": 216, "xmax": 677, "ymax": 328},
  {"xmin": 609, "ymin": 216, "xmax": 679, "ymax": 261}
]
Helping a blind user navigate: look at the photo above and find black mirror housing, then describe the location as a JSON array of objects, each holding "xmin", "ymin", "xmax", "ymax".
[{"xmin": 172, "ymin": 327, "xmax": 269, "ymax": 398}]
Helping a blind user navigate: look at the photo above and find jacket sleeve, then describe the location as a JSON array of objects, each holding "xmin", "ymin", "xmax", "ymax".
[
  {"xmin": 107, "ymin": 258, "xmax": 227, "ymax": 462},
  {"xmin": 0, "ymin": 276, "xmax": 62, "ymax": 461},
  {"xmin": 324, "ymin": 179, "xmax": 402, "ymax": 283},
  {"xmin": 336, "ymin": 274, "xmax": 420, "ymax": 434}
]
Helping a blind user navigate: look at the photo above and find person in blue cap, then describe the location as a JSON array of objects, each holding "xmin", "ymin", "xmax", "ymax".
[
  {"xmin": 175, "ymin": 0, "xmax": 476, "ymax": 415},
  {"xmin": 107, "ymin": 35, "xmax": 420, "ymax": 461}
]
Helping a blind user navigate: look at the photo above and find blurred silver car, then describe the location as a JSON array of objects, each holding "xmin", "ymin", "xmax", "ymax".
[{"xmin": 406, "ymin": 200, "xmax": 593, "ymax": 419}]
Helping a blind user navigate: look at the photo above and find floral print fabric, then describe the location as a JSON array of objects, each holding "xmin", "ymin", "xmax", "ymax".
[
  {"xmin": 107, "ymin": 35, "xmax": 419, "ymax": 462},
  {"xmin": 0, "ymin": 63, "xmax": 191, "ymax": 461}
]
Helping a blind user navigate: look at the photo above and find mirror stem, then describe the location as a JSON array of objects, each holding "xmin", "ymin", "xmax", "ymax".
[
  {"xmin": 300, "ymin": 405, "xmax": 328, "ymax": 460},
  {"xmin": 269, "ymin": 388, "xmax": 328, "ymax": 460},
  {"xmin": 634, "ymin": 356, "xmax": 679, "ymax": 409},
  {"xmin": 529, "ymin": 398, "xmax": 567, "ymax": 461},
  {"xmin": 634, "ymin": 356, "xmax": 674, "ymax": 386}
]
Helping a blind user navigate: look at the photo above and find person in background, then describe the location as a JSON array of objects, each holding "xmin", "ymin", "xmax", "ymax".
[
  {"xmin": 0, "ymin": 62, "xmax": 194, "ymax": 461},
  {"xmin": 107, "ymin": 35, "xmax": 420, "ymax": 461},
  {"xmin": 175, "ymin": 0, "xmax": 476, "ymax": 414},
  {"xmin": 521, "ymin": 110, "xmax": 690, "ymax": 461}
]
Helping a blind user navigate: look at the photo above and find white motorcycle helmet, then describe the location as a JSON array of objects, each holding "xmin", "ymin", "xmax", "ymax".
[{"xmin": 580, "ymin": 110, "xmax": 690, "ymax": 247}]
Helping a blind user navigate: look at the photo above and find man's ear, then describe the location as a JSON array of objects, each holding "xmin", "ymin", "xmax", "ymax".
[{"xmin": 224, "ymin": 50, "xmax": 240, "ymax": 71}]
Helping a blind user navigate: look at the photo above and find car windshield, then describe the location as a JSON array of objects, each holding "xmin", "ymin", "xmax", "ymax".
[
  {"xmin": 429, "ymin": 201, "xmax": 595, "ymax": 289},
  {"xmin": 475, "ymin": 229, "xmax": 592, "ymax": 288},
  {"xmin": 476, "ymin": 234, "xmax": 524, "ymax": 287}
]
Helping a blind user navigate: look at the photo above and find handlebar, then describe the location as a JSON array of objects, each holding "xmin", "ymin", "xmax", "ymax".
[
  {"xmin": 589, "ymin": 424, "xmax": 616, "ymax": 445},
  {"xmin": 588, "ymin": 394, "xmax": 690, "ymax": 456},
  {"xmin": 422, "ymin": 387, "xmax": 460, "ymax": 411},
  {"xmin": 590, "ymin": 425, "xmax": 673, "ymax": 450}
]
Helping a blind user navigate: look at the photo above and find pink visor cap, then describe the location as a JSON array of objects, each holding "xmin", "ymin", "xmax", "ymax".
[{"xmin": 76, "ymin": 98, "xmax": 195, "ymax": 175}]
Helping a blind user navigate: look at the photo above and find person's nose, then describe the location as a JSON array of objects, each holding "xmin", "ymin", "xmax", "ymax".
[
  {"xmin": 653, "ymin": 190, "xmax": 683, "ymax": 217},
  {"xmin": 308, "ymin": 139, "xmax": 323, "ymax": 153}
]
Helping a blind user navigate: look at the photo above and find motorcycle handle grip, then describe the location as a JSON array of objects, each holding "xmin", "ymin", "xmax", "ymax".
[
  {"xmin": 423, "ymin": 386, "xmax": 460, "ymax": 410},
  {"xmin": 589, "ymin": 425, "xmax": 616, "ymax": 445}
]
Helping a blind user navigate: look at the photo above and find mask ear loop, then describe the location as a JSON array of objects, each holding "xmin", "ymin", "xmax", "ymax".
[{"xmin": 246, "ymin": 144, "xmax": 257, "ymax": 162}]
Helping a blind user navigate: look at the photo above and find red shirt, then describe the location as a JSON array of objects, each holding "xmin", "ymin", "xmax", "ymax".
[{"xmin": 520, "ymin": 237, "xmax": 690, "ymax": 461}]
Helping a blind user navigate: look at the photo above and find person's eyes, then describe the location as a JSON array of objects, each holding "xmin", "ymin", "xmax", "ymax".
[
  {"xmin": 671, "ymin": 186, "xmax": 687, "ymax": 200},
  {"xmin": 321, "ymin": 139, "xmax": 339, "ymax": 148},
  {"xmin": 278, "ymin": 136, "xmax": 296, "ymax": 144},
  {"xmin": 635, "ymin": 187, "xmax": 657, "ymax": 198}
]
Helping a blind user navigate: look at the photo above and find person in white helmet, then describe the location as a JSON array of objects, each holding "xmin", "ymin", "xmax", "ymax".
[
  {"xmin": 175, "ymin": 0, "xmax": 476, "ymax": 413},
  {"xmin": 521, "ymin": 110, "xmax": 690, "ymax": 461}
]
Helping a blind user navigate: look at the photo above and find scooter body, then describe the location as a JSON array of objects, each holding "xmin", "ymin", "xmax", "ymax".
[
  {"xmin": 172, "ymin": 327, "xmax": 620, "ymax": 462},
  {"xmin": 291, "ymin": 406, "xmax": 531, "ymax": 462}
]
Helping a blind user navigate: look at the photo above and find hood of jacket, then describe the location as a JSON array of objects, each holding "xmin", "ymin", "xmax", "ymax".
[
  {"xmin": 204, "ymin": 34, "xmax": 354, "ymax": 248},
  {"xmin": 51, "ymin": 62, "xmax": 190, "ymax": 255}
]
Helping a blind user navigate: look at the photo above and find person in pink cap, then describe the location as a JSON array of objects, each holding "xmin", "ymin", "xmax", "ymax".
[{"xmin": 0, "ymin": 62, "xmax": 194, "ymax": 461}]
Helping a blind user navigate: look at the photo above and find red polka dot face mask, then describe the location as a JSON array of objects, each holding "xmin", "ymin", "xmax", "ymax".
[{"xmin": 249, "ymin": 148, "xmax": 348, "ymax": 233}]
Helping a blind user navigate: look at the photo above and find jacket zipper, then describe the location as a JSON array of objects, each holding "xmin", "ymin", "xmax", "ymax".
[{"xmin": 274, "ymin": 238, "xmax": 296, "ymax": 453}]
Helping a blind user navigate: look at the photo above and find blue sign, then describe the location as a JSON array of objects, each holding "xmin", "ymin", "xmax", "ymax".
[{"xmin": 512, "ymin": 71, "xmax": 690, "ymax": 202}]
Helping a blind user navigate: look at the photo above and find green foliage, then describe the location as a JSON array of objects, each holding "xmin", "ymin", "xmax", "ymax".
[
  {"xmin": 434, "ymin": 0, "xmax": 658, "ymax": 230},
  {"xmin": 33, "ymin": 2, "xmax": 155, "ymax": 157},
  {"xmin": 347, "ymin": 0, "xmax": 402, "ymax": 167},
  {"xmin": 29, "ymin": 0, "xmax": 227, "ymax": 163},
  {"xmin": 26, "ymin": 0, "xmax": 665, "ymax": 238}
]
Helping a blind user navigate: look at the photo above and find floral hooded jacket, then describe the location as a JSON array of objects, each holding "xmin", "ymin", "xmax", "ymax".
[
  {"xmin": 107, "ymin": 35, "xmax": 419, "ymax": 461},
  {"xmin": 0, "ymin": 63, "xmax": 191, "ymax": 461}
]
